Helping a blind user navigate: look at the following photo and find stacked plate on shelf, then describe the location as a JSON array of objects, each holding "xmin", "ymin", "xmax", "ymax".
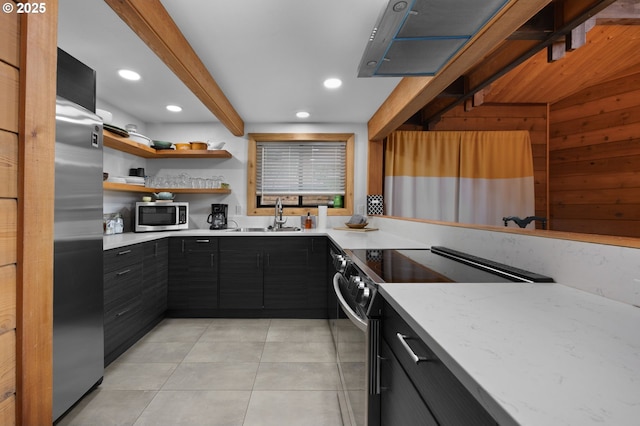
[{"xmin": 125, "ymin": 176, "xmax": 145, "ymax": 186}]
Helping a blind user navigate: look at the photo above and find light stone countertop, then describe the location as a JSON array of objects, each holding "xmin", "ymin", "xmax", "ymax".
[
  {"xmin": 379, "ymin": 282, "xmax": 640, "ymax": 426},
  {"xmin": 102, "ymin": 228, "xmax": 427, "ymax": 251}
]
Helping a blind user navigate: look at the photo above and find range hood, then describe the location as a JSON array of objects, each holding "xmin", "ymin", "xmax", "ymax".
[{"xmin": 358, "ymin": 0, "xmax": 510, "ymax": 77}]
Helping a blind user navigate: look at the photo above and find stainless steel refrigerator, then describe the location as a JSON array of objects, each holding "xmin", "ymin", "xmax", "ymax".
[{"xmin": 53, "ymin": 96, "xmax": 104, "ymax": 421}]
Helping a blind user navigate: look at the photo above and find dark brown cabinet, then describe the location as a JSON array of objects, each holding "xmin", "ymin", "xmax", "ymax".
[
  {"xmin": 142, "ymin": 239, "xmax": 168, "ymax": 328},
  {"xmin": 381, "ymin": 300, "xmax": 497, "ymax": 425},
  {"xmin": 218, "ymin": 236, "xmax": 327, "ymax": 317},
  {"xmin": 168, "ymin": 237, "xmax": 218, "ymax": 315},
  {"xmin": 218, "ymin": 238, "xmax": 263, "ymax": 309},
  {"xmin": 103, "ymin": 244, "xmax": 144, "ymax": 366},
  {"xmin": 380, "ymin": 339, "xmax": 439, "ymax": 426}
]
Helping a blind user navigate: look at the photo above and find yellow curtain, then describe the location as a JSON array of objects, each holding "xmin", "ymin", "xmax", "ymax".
[
  {"xmin": 384, "ymin": 131, "xmax": 461, "ymax": 221},
  {"xmin": 384, "ymin": 130, "xmax": 535, "ymax": 226}
]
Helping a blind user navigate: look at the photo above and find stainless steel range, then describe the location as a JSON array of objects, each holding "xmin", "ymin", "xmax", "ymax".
[{"xmin": 331, "ymin": 246, "xmax": 553, "ymax": 426}]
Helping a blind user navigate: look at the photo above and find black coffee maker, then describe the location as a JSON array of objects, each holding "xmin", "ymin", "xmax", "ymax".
[{"xmin": 207, "ymin": 204, "xmax": 228, "ymax": 229}]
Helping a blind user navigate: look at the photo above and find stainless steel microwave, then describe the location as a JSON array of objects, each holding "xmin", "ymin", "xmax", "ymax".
[{"xmin": 135, "ymin": 202, "xmax": 189, "ymax": 232}]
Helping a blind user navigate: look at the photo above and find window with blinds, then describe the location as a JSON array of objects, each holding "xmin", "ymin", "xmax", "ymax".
[{"xmin": 256, "ymin": 141, "xmax": 346, "ymax": 196}]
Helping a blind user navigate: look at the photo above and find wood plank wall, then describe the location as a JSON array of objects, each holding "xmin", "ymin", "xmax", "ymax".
[
  {"xmin": 0, "ymin": 4, "xmax": 20, "ymax": 424},
  {"xmin": 431, "ymin": 104, "xmax": 549, "ymax": 226},
  {"xmin": 549, "ymin": 71, "xmax": 640, "ymax": 238}
]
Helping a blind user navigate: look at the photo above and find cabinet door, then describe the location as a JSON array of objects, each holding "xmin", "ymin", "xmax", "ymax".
[
  {"xmin": 307, "ymin": 237, "xmax": 327, "ymax": 310},
  {"xmin": 142, "ymin": 239, "xmax": 168, "ymax": 326},
  {"xmin": 219, "ymin": 237, "xmax": 263, "ymax": 309},
  {"xmin": 380, "ymin": 339, "xmax": 439, "ymax": 426},
  {"xmin": 383, "ymin": 301, "xmax": 497, "ymax": 425},
  {"xmin": 168, "ymin": 237, "xmax": 218, "ymax": 310},
  {"xmin": 263, "ymin": 237, "xmax": 309, "ymax": 309},
  {"xmin": 103, "ymin": 254, "xmax": 143, "ymax": 365}
]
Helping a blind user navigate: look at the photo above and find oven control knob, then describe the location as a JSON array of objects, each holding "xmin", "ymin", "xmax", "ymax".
[
  {"xmin": 333, "ymin": 255, "xmax": 348, "ymax": 273},
  {"xmin": 357, "ymin": 286, "xmax": 371, "ymax": 306},
  {"xmin": 348, "ymin": 276, "xmax": 362, "ymax": 291},
  {"xmin": 354, "ymin": 282, "xmax": 365, "ymax": 299}
]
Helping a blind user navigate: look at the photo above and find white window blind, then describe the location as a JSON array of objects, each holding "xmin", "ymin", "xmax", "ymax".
[{"xmin": 256, "ymin": 141, "xmax": 346, "ymax": 195}]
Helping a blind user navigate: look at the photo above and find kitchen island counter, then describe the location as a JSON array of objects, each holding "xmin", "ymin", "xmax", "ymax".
[
  {"xmin": 379, "ymin": 282, "xmax": 640, "ymax": 426},
  {"xmin": 103, "ymin": 227, "xmax": 427, "ymax": 251}
]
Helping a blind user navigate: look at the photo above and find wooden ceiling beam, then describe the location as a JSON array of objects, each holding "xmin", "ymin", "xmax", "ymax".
[
  {"xmin": 595, "ymin": 0, "xmax": 640, "ymax": 25},
  {"xmin": 104, "ymin": 0, "xmax": 245, "ymax": 136},
  {"xmin": 367, "ymin": 0, "xmax": 553, "ymax": 141}
]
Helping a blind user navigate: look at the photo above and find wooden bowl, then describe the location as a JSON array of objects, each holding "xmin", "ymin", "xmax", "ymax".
[
  {"xmin": 345, "ymin": 222, "xmax": 368, "ymax": 229},
  {"xmin": 190, "ymin": 142, "xmax": 207, "ymax": 150},
  {"xmin": 174, "ymin": 143, "xmax": 191, "ymax": 150}
]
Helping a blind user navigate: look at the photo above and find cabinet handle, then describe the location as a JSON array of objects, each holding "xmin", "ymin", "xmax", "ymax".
[
  {"xmin": 115, "ymin": 308, "xmax": 131, "ymax": 318},
  {"xmin": 211, "ymin": 253, "xmax": 215, "ymax": 268},
  {"xmin": 117, "ymin": 269, "xmax": 131, "ymax": 276},
  {"xmin": 117, "ymin": 249, "xmax": 131, "ymax": 256},
  {"xmin": 196, "ymin": 239, "xmax": 210, "ymax": 243},
  {"xmin": 181, "ymin": 240, "xmax": 185, "ymax": 253},
  {"xmin": 396, "ymin": 333, "xmax": 430, "ymax": 364}
]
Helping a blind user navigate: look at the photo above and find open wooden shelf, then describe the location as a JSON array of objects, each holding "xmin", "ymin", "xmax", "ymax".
[
  {"xmin": 103, "ymin": 130, "xmax": 232, "ymax": 159},
  {"xmin": 103, "ymin": 182, "xmax": 231, "ymax": 194}
]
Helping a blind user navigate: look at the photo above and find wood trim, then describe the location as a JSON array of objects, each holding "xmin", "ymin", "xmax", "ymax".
[
  {"xmin": 380, "ymin": 215, "xmax": 640, "ymax": 249},
  {"xmin": 247, "ymin": 133, "xmax": 354, "ymax": 217},
  {"xmin": 0, "ymin": 265, "xmax": 16, "ymax": 335},
  {"xmin": 0, "ymin": 3, "xmax": 20, "ymax": 68},
  {"xmin": 545, "ymin": 103, "xmax": 551, "ymax": 228},
  {"xmin": 0, "ymin": 131, "xmax": 18, "ymax": 198},
  {"xmin": 103, "ymin": 182, "xmax": 232, "ymax": 194},
  {"xmin": 0, "ymin": 394, "xmax": 15, "ymax": 426},
  {"xmin": 104, "ymin": 0, "xmax": 244, "ymax": 136},
  {"xmin": 0, "ymin": 331, "xmax": 16, "ymax": 411},
  {"xmin": 103, "ymin": 130, "xmax": 232, "ymax": 158},
  {"xmin": 367, "ymin": 0, "xmax": 552, "ymax": 141},
  {"xmin": 0, "ymin": 201, "xmax": 16, "ymax": 267},
  {"xmin": 0, "ymin": 62, "xmax": 19, "ymax": 134},
  {"xmin": 367, "ymin": 138, "xmax": 384, "ymax": 195},
  {"xmin": 16, "ymin": 4, "xmax": 57, "ymax": 424}
]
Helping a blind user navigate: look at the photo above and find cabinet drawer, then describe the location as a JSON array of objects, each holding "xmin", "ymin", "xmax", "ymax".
[
  {"xmin": 104, "ymin": 244, "xmax": 144, "ymax": 273},
  {"xmin": 176, "ymin": 237, "xmax": 218, "ymax": 253},
  {"xmin": 380, "ymin": 339, "xmax": 438, "ymax": 426},
  {"xmin": 383, "ymin": 303, "xmax": 497, "ymax": 426},
  {"xmin": 104, "ymin": 263, "xmax": 143, "ymax": 317}
]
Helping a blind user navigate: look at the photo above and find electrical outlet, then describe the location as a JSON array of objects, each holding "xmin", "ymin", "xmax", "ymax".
[{"xmin": 235, "ymin": 205, "xmax": 242, "ymax": 215}]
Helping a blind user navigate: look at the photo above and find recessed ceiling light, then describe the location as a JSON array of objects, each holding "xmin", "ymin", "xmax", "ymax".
[
  {"xmin": 296, "ymin": 111, "xmax": 310, "ymax": 119},
  {"xmin": 323, "ymin": 78, "xmax": 342, "ymax": 89},
  {"xmin": 118, "ymin": 69, "xmax": 141, "ymax": 81},
  {"xmin": 166, "ymin": 105, "xmax": 182, "ymax": 112}
]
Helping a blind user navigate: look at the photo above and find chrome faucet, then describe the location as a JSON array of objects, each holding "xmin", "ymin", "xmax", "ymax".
[{"xmin": 273, "ymin": 197, "xmax": 287, "ymax": 229}]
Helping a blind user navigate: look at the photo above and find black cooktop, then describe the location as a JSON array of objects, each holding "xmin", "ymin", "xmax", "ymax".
[{"xmin": 346, "ymin": 246, "xmax": 554, "ymax": 284}]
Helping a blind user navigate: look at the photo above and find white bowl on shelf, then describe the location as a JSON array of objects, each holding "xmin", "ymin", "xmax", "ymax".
[
  {"xmin": 207, "ymin": 141, "xmax": 226, "ymax": 150},
  {"xmin": 128, "ymin": 131, "xmax": 151, "ymax": 146}
]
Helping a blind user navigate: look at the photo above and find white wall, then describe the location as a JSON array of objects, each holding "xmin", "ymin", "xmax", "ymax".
[
  {"xmin": 372, "ymin": 216, "xmax": 640, "ymax": 307},
  {"xmin": 103, "ymin": 120, "xmax": 369, "ymax": 229}
]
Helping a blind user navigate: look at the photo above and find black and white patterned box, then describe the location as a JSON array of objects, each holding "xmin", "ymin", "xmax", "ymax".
[{"xmin": 367, "ymin": 195, "xmax": 384, "ymax": 215}]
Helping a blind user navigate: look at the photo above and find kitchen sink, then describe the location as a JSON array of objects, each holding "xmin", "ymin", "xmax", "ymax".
[{"xmin": 227, "ymin": 227, "xmax": 301, "ymax": 232}]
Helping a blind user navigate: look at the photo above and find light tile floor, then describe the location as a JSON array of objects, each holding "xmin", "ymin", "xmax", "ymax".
[{"xmin": 58, "ymin": 318, "xmax": 343, "ymax": 426}]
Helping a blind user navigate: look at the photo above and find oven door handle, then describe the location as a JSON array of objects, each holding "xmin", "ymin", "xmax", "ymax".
[{"xmin": 333, "ymin": 273, "xmax": 368, "ymax": 332}]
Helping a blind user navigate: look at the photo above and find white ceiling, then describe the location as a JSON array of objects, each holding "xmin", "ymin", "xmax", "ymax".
[{"xmin": 57, "ymin": 0, "xmax": 402, "ymax": 126}]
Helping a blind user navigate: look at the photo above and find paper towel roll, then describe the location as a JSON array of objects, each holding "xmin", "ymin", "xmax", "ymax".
[{"xmin": 318, "ymin": 206, "xmax": 328, "ymax": 229}]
